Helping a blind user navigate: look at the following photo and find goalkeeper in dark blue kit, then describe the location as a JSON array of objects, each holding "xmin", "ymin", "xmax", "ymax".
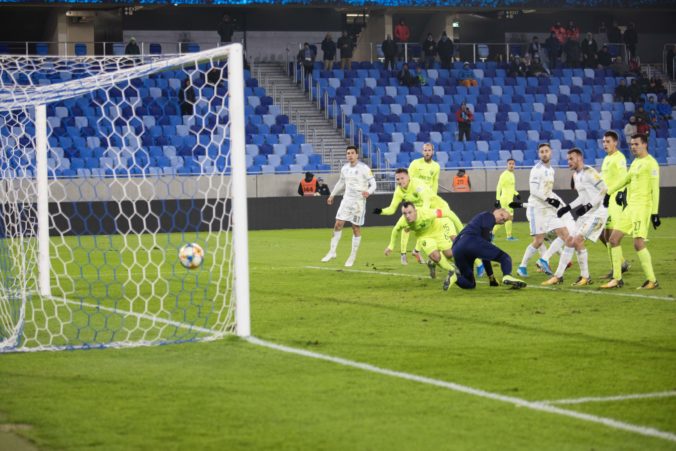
[{"xmin": 444, "ymin": 209, "xmax": 527, "ymax": 290}]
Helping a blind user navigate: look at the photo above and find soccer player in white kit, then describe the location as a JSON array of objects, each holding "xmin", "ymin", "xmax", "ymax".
[
  {"xmin": 541, "ymin": 148, "xmax": 608, "ymax": 286},
  {"xmin": 321, "ymin": 145, "xmax": 377, "ymax": 267},
  {"xmin": 513, "ymin": 143, "xmax": 571, "ymax": 277}
]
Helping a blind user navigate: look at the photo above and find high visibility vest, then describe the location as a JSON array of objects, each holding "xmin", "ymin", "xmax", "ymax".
[
  {"xmin": 300, "ymin": 178, "xmax": 317, "ymax": 194},
  {"xmin": 453, "ymin": 175, "xmax": 470, "ymax": 192}
]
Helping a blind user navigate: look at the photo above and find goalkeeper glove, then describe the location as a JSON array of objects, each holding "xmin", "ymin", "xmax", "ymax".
[
  {"xmin": 556, "ymin": 205, "xmax": 572, "ymax": 218},
  {"xmin": 575, "ymin": 203, "xmax": 593, "ymax": 217},
  {"xmin": 651, "ymin": 214, "xmax": 661, "ymax": 230},
  {"xmin": 509, "ymin": 201, "xmax": 524, "ymax": 209},
  {"xmin": 372, "ymin": 208, "xmax": 382, "ymax": 215},
  {"xmin": 545, "ymin": 197, "xmax": 561, "ymax": 208},
  {"xmin": 494, "ymin": 200, "xmax": 501, "ymax": 208},
  {"xmin": 603, "ymin": 194, "xmax": 610, "ymax": 208},
  {"xmin": 488, "ymin": 275, "xmax": 499, "ymax": 287},
  {"xmin": 616, "ymin": 190, "xmax": 628, "ymax": 209}
]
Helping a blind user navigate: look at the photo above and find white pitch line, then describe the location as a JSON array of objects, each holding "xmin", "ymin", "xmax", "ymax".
[
  {"xmin": 247, "ymin": 336, "xmax": 676, "ymax": 443},
  {"xmin": 539, "ymin": 391, "xmax": 676, "ymax": 405},
  {"xmin": 304, "ymin": 266, "xmax": 675, "ymax": 302}
]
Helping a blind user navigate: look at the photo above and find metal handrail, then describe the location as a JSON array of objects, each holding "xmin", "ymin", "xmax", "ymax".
[{"xmin": 0, "ymin": 40, "xmax": 224, "ymax": 57}]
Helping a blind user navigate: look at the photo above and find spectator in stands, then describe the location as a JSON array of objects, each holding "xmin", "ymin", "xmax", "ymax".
[
  {"xmin": 614, "ymin": 79, "xmax": 629, "ymax": 101},
  {"xmin": 636, "ymin": 115, "xmax": 650, "ymax": 136},
  {"xmin": 581, "ymin": 32, "xmax": 598, "ymax": 68},
  {"xmin": 544, "ymin": 31, "xmax": 561, "ymax": 68},
  {"xmin": 317, "ymin": 177, "xmax": 331, "ymax": 196},
  {"xmin": 456, "ymin": 102, "xmax": 474, "ymax": 142},
  {"xmin": 628, "ymin": 57, "xmax": 641, "ymax": 75},
  {"xmin": 508, "ymin": 55, "xmax": 527, "ymax": 77},
  {"xmin": 563, "ymin": 37, "xmax": 581, "ymax": 68},
  {"xmin": 437, "ymin": 31, "xmax": 454, "ymax": 69},
  {"xmin": 551, "ymin": 22, "xmax": 567, "ymax": 44},
  {"xmin": 566, "ymin": 21, "xmax": 581, "ymax": 41},
  {"xmin": 666, "ymin": 45, "xmax": 675, "ymax": 79},
  {"xmin": 598, "ymin": 21, "xmax": 607, "ymax": 36},
  {"xmin": 669, "ymin": 91, "xmax": 676, "ymax": 108},
  {"xmin": 321, "ymin": 34, "xmax": 336, "ymax": 71},
  {"xmin": 452, "ymin": 169, "xmax": 471, "ymax": 192},
  {"xmin": 397, "ymin": 63, "xmax": 417, "ymax": 87},
  {"xmin": 381, "ymin": 35, "xmax": 398, "ymax": 71},
  {"xmin": 657, "ymin": 98, "xmax": 672, "ymax": 120},
  {"xmin": 649, "ymin": 78, "xmax": 667, "ymax": 97},
  {"xmin": 125, "ymin": 37, "xmax": 140, "ymax": 55},
  {"xmin": 422, "ymin": 33, "xmax": 437, "ymax": 69},
  {"xmin": 607, "ymin": 20, "xmax": 622, "ymax": 43},
  {"xmin": 297, "ymin": 42, "xmax": 316, "ymax": 78},
  {"xmin": 415, "ymin": 66, "xmax": 427, "ymax": 86},
  {"xmin": 623, "ymin": 22, "xmax": 638, "ymax": 58},
  {"xmin": 217, "ymin": 14, "xmax": 236, "ymax": 44},
  {"xmin": 609, "ymin": 56, "xmax": 630, "ymax": 76},
  {"xmin": 179, "ymin": 77, "xmax": 195, "ymax": 116},
  {"xmin": 527, "ymin": 55, "xmax": 549, "ymax": 77},
  {"xmin": 527, "ymin": 36, "xmax": 541, "ymax": 60},
  {"xmin": 597, "ymin": 45, "xmax": 613, "ymax": 67},
  {"xmin": 298, "ymin": 172, "xmax": 319, "ymax": 196},
  {"xmin": 628, "ymin": 78, "xmax": 642, "ymax": 102},
  {"xmin": 644, "ymin": 95, "xmax": 659, "ymax": 127},
  {"xmin": 337, "ymin": 31, "xmax": 354, "ymax": 70},
  {"xmin": 623, "ymin": 116, "xmax": 637, "ymax": 145},
  {"xmin": 458, "ymin": 62, "xmax": 477, "ymax": 87},
  {"xmin": 394, "ymin": 19, "xmax": 410, "ymax": 43}
]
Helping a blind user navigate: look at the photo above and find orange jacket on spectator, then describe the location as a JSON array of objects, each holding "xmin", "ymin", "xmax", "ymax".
[
  {"xmin": 394, "ymin": 23, "xmax": 410, "ymax": 42},
  {"xmin": 453, "ymin": 175, "xmax": 471, "ymax": 192},
  {"xmin": 551, "ymin": 25, "xmax": 567, "ymax": 44}
]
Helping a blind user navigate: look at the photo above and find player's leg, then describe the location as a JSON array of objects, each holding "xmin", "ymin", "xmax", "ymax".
[
  {"xmin": 537, "ymin": 213, "xmax": 570, "ymax": 275},
  {"xmin": 542, "ymin": 235, "xmax": 578, "ymax": 285},
  {"xmin": 632, "ymin": 211, "xmax": 658, "ymax": 289},
  {"xmin": 472, "ymin": 239, "xmax": 526, "ymax": 288},
  {"xmin": 447, "ymin": 248, "xmax": 475, "ymax": 290},
  {"xmin": 344, "ymin": 223, "xmax": 362, "ymax": 267},
  {"xmin": 602, "ymin": 202, "xmax": 630, "ymax": 279},
  {"xmin": 600, "ymin": 229, "xmax": 626, "ymax": 288},
  {"xmin": 518, "ymin": 206, "xmax": 544, "ymax": 276},
  {"xmin": 322, "ymin": 219, "xmax": 345, "ymax": 261},
  {"xmin": 400, "ymin": 228, "xmax": 410, "ymax": 265}
]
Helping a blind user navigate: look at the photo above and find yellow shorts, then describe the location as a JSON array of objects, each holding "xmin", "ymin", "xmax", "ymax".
[
  {"xmin": 616, "ymin": 205, "xmax": 651, "ymax": 239},
  {"xmin": 418, "ymin": 218, "xmax": 456, "ymax": 255},
  {"xmin": 499, "ymin": 196, "xmax": 514, "ymax": 215},
  {"xmin": 605, "ymin": 199, "xmax": 623, "ymax": 230}
]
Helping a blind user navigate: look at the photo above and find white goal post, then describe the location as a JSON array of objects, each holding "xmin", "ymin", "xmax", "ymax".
[{"xmin": 0, "ymin": 44, "xmax": 250, "ymax": 352}]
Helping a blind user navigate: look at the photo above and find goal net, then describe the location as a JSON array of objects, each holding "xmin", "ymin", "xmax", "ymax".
[{"xmin": 0, "ymin": 45, "xmax": 250, "ymax": 352}]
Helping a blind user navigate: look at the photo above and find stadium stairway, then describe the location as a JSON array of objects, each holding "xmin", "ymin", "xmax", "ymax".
[{"xmin": 254, "ymin": 61, "xmax": 348, "ymax": 170}]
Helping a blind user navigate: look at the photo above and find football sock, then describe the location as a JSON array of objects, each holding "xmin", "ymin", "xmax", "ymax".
[
  {"xmin": 543, "ymin": 237, "xmax": 564, "ymax": 260},
  {"xmin": 520, "ymin": 244, "xmax": 539, "ymax": 267},
  {"xmin": 576, "ymin": 249, "xmax": 589, "ymax": 278},
  {"xmin": 400, "ymin": 229, "xmax": 410, "ymax": 254},
  {"xmin": 329, "ymin": 229, "xmax": 342, "ymax": 254},
  {"xmin": 606, "ymin": 243, "xmax": 613, "ymax": 269},
  {"xmin": 637, "ymin": 248, "xmax": 656, "ymax": 282},
  {"xmin": 611, "ymin": 246, "xmax": 623, "ymax": 280},
  {"xmin": 492, "ymin": 224, "xmax": 501, "ymax": 237},
  {"xmin": 351, "ymin": 235, "xmax": 361, "ymax": 256},
  {"xmin": 538, "ymin": 243, "xmax": 547, "ymax": 257},
  {"xmin": 505, "ymin": 220, "xmax": 513, "ymax": 238},
  {"xmin": 437, "ymin": 255, "xmax": 455, "ymax": 271},
  {"xmin": 555, "ymin": 246, "xmax": 575, "ymax": 278}
]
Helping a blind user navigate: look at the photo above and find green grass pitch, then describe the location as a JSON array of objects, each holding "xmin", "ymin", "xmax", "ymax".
[{"xmin": 0, "ymin": 218, "xmax": 675, "ymax": 450}]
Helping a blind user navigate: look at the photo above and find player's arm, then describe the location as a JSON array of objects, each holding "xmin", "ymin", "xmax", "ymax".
[
  {"xmin": 365, "ymin": 174, "xmax": 377, "ymax": 197},
  {"xmin": 378, "ymin": 188, "xmax": 404, "ymax": 215},
  {"xmin": 331, "ymin": 173, "xmax": 345, "ymax": 198},
  {"xmin": 607, "ymin": 170, "xmax": 631, "ymax": 195},
  {"xmin": 386, "ymin": 216, "xmax": 408, "ymax": 251},
  {"xmin": 650, "ymin": 162, "xmax": 660, "ymax": 214},
  {"xmin": 448, "ymin": 209, "xmax": 464, "ymax": 234},
  {"xmin": 431, "ymin": 164, "xmax": 440, "ymax": 194}
]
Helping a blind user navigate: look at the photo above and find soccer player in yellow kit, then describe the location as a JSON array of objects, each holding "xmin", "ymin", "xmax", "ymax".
[
  {"xmin": 493, "ymin": 158, "xmax": 519, "ymax": 240},
  {"xmin": 402, "ymin": 142, "xmax": 441, "ymax": 264},
  {"xmin": 374, "ymin": 168, "xmax": 462, "ymax": 277},
  {"xmin": 599, "ymin": 131, "xmax": 630, "ymax": 278},
  {"xmin": 601, "ymin": 133, "xmax": 661, "ymax": 289}
]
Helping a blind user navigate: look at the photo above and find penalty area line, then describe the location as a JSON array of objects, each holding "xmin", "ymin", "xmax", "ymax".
[
  {"xmin": 304, "ymin": 266, "xmax": 675, "ymax": 302},
  {"xmin": 247, "ymin": 336, "xmax": 676, "ymax": 443},
  {"xmin": 539, "ymin": 391, "xmax": 676, "ymax": 405}
]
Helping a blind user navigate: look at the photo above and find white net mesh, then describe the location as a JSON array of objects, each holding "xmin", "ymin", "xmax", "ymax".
[{"xmin": 0, "ymin": 46, "xmax": 248, "ymax": 352}]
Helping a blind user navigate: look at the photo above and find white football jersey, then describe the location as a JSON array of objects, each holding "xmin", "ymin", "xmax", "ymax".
[
  {"xmin": 571, "ymin": 166, "xmax": 607, "ymax": 211},
  {"xmin": 333, "ymin": 161, "xmax": 376, "ymax": 200},
  {"xmin": 528, "ymin": 161, "xmax": 556, "ymax": 208}
]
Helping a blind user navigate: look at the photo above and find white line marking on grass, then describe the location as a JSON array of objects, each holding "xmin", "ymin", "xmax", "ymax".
[
  {"xmin": 247, "ymin": 336, "xmax": 676, "ymax": 443},
  {"xmin": 304, "ymin": 266, "xmax": 675, "ymax": 302},
  {"xmin": 540, "ymin": 391, "xmax": 676, "ymax": 405}
]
